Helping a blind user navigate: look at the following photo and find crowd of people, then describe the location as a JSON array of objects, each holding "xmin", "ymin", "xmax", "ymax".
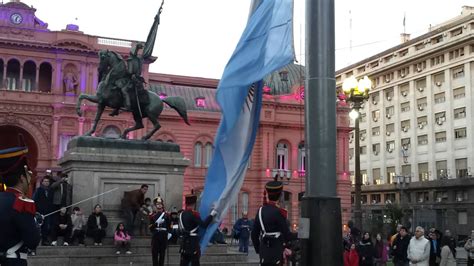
[{"xmin": 343, "ymin": 221, "xmax": 474, "ymax": 266}]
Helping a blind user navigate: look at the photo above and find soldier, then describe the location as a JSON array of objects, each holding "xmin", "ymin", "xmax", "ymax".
[
  {"xmin": 149, "ymin": 196, "xmax": 170, "ymax": 266},
  {"xmin": 251, "ymin": 181, "xmax": 297, "ymax": 266},
  {"xmin": 178, "ymin": 194, "xmax": 217, "ymax": 266},
  {"xmin": 0, "ymin": 146, "xmax": 41, "ymax": 265}
]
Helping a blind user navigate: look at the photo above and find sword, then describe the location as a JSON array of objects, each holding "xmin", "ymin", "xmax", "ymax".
[{"xmin": 42, "ymin": 187, "xmax": 120, "ymax": 218}]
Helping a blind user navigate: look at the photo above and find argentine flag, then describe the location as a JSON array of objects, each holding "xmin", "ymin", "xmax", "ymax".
[{"xmin": 199, "ymin": 0, "xmax": 294, "ymax": 252}]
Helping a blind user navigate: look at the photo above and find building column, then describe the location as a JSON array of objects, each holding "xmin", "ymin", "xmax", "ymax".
[
  {"xmin": 1, "ymin": 62, "xmax": 5, "ymax": 89},
  {"xmin": 53, "ymin": 60, "xmax": 63, "ymax": 95},
  {"xmin": 80, "ymin": 63, "xmax": 86, "ymax": 94},
  {"xmin": 52, "ymin": 115, "xmax": 60, "ymax": 160},
  {"xmin": 78, "ymin": 117, "xmax": 85, "ymax": 136},
  {"xmin": 18, "ymin": 65, "xmax": 23, "ymax": 91},
  {"xmin": 35, "ymin": 66, "xmax": 40, "ymax": 92}
]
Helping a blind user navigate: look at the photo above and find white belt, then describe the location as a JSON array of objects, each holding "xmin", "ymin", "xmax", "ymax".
[
  {"xmin": 263, "ymin": 232, "xmax": 281, "ymax": 238},
  {"xmin": 155, "ymin": 228, "xmax": 167, "ymax": 231},
  {"xmin": 6, "ymin": 252, "xmax": 27, "ymax": 260}
]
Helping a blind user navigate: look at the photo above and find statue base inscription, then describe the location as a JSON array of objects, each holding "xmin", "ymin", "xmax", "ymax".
[{"xmin": 59, "ymin": 136, "xmax": 189, "ymax": 235}]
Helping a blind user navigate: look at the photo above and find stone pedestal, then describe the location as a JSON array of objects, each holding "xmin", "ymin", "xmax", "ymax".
[{"xmin": 59, "ymin": 136, "xmax": 189, "ymax": 235}]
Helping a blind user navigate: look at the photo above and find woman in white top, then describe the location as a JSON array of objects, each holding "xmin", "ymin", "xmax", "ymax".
[{"xmin": 439, "ymin": 236, "xmax": 457, "ymax": 266}]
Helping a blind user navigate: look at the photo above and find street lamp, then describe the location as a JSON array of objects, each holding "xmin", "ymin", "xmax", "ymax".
[
  {"xmin": 396, "ymin": 174, "xmax": 411, "ymax": 225},
  {"xmin": 343, "ymin": 75, "xmax": 371, "ymax": 231}
]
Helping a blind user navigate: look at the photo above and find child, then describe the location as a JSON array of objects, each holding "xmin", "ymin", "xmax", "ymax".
[
  {"xmin": 139, "ymin": 198, "xmax": 153, "ymax": 236},
  {"xmin": 344, "ymin": 243, "xmax": 359, "ymax": 266},
  {"xmin": 114, "ymin": 223, "xmax": 132, "ymax": 255}
]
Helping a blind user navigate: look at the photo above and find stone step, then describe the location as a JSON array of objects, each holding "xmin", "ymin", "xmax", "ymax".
[
  {"xmin": 29, "ymin": 252, "xmax": 248, "ymax": 265},
  {"xmin": 97, "ymin": 263, "xmax": 260, "ymax": 266},
  {"xmin": 35, "ymin": 244, "xmax": 229, "ymax": 256},
  {"xmin": 58, "ymin": 236, "xmax": 233, "ymax": 247}
]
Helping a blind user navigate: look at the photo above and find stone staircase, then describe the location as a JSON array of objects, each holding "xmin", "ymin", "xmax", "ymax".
[{"xmin": 29, "ymin": 237, "xmax": 259, "ymax": 266}]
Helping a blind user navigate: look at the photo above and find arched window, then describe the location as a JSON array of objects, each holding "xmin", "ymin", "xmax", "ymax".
[
  {"xmin": 6, "ymin": 59, "xmax": 20, "ymax": 90},
  {"xmin": 276, "ymin": 142, "xmax": 289, "ymax": 169},
  {"xmin": 22, "ymin": 61, "xmax": 36, "ymax": 92},
  {"xmin": 231, "ymin": 197, "xmax": 239, "ymax": 225},
  {"xmin": 204, "ymin": 142, "xmax": 213, "ymax": 167},
  {"xmin": 241, "ymin": 192, "xmax": 249, "ymax": 213},
  {"xmin": 38, "ymin": 62, "xmax": 52, "ymax": 93},
  {"xmin": 194, "ymin": 142, "xmax": 202, "ymax": 167},
  {"xmin": 298, "ymin": 142, "xmax": 306, "ymax": 172},
  {"xmin": 102, "ymin": 125, "xmax": 121, "ymax": 139}
]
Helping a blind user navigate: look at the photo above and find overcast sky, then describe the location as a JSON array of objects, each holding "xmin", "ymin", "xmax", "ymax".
[{"xmin": 25, "ymin": 0, "xmax": 472, "ymax": 79}]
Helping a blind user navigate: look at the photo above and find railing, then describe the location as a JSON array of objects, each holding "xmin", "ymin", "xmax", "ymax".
[{"xmin": 97, "ymin": 38, "xmax": 132, "ymax": 48}]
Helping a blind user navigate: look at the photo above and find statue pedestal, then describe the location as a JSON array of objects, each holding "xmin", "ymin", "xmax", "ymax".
[{"xmin": 59, "ymin": 136, "xmax": 189, "ymax": 235}]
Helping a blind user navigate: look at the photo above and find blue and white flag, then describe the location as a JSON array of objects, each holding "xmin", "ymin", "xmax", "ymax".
[{"xmin": 199, "ymin": 0, "xmax": 294, "ymax": 252}]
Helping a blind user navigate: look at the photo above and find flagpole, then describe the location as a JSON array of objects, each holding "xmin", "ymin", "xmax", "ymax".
[{"xmin": 301, "ymin": 0, "xmax": 343, "ymax": 265}]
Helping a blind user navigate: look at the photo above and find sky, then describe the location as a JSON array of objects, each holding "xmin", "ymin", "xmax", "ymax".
[{"xmin": 24, "ymin": 0, "xmax": 473, "ymax": 79}]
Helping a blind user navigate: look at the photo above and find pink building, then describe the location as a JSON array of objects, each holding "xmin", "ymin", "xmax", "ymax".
[{"xmin": 0, "ymin": 1, "xmax": 351, "ymax": 228}]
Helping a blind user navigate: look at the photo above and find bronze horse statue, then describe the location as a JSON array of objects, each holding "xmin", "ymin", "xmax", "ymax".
[{"xmin": 75, "ymin": 49, "xmax": 190, "ymax": 140}]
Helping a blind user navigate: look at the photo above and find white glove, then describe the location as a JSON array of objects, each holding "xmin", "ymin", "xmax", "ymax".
[{"xmin": 210, "ymin": 209, "xmax": 218, "ymax": 217}]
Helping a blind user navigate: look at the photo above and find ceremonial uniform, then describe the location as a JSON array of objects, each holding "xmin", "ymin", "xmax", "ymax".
[
  {"xmin": 149, "ymin": 197, "xmax": 170, "ymax": 266},
  {"xmin": 251, "ymin": 181, "xmax": 297, "ymax": 266},
  {"xmin": 178, "ymin": 194, "xmax": 214, "ymax": 266},
  {"xmin": 0, "ymin": 146, "xmax": 41, "ymax": 266}
]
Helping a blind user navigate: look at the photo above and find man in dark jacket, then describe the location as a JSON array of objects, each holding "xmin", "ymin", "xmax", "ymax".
[
  {"xmin": 428, "ymin": 229, "xmax": 441, "ymax": 266},
  {"xmin": 50, "ymin": 207, "xmax": 72, "ymax": 246},
  {"xmin": 50, "ymin": 172, "xmax": 72, "ymax": 210},
  {"xmin": 233, "ymin": 211, "xmax": 253, "ymax": 253},
  {"xmin": 33, "ymin": 175, "xmax": 54, "ymax": 245},
  {"xmin": 392, "ymin": 226, "xmax": 411, "ymax": 266},
  {"xmin": 122, "ymin": 184, "xmax": 148, "ymax": 235}
]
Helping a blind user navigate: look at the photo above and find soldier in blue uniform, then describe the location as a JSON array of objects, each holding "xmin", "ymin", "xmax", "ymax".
[
  {"xmin": 251, "ymin": 181, "xmax": 297, "ymax": 266},
  {"xmin": 0, "ymin": 146, "xmax": 41, "ymax": 265},
  {"xmin": 149, "ymin": 196, "xmax": 170, "ymax": 266},
  {"xmin": 178, "ymin": 194, "xmax": 217, "ymax": 266}
]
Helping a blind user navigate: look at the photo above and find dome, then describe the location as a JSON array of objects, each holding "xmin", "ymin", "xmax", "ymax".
[{"xmin": 263, "ymin": 63, "xmax": 304, "ymax": 95}]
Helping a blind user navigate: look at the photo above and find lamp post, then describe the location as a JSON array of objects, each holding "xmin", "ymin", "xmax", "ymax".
[
  {"xmin": 396, "ymin": 174, "xmax": 411, "ymax": 225},
  {"xmin": 343, "ymin": 76, "xmax": 371, "ymax": 231}
]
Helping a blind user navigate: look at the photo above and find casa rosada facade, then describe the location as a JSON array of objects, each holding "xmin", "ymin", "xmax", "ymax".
[{"xmin": 0, "ymin": 0, "xmax": 352, "ymax": 228}]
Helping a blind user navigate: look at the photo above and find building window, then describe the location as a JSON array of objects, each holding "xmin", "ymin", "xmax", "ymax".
[
  {"xmin": 195, "ymin": 97, "xmax": 206, "ymax": 108},
  {"xmin": 398, "ymin": 67, "xmax": 409, "ymax": 78},
  {"xmin": 360, "ymin": 146, "xmax": 367, "ymax": 155},
  {"xmin": 454, "ymin": 107, "xmax": 466, "ymax": 119},
  {"xmin": 455, "ymin": 158, "xmax": 468, "ymax": 178},
  {"xmin": 386, "ymin": 141, "xmax": 395, "ymax": 153},
  {"xmin": 298, "ymin": 142, "xmax": 306, "ymax": 172},
  {"xmin": 416, "ymin": 191, "xmax": 429, "ymax": 203},
  {"xmin": 451, "ymin": 27, "xmax": 463, "ymax": 37},
  {"xmin": 455, "ymin": 128, "xmax": 467, "ymax": 139},
  {"xmin": 417, "ymin": 135, "xmax": 428, "ymax": 145},
  {"xmin": 194, "ymin": 142, "xmax": 202, "ymax": 167},
  {"xmin": 58, "ymin": 134, "xmax": 75, "ymax": 158},
  {"xmin": 385, "ymin": 88, "xmax": 394, "ymax": 100},
  {"xmin": 401, "ymin": 138, "xmax": 411, "ymax": 149},
  {"xmin": 360, "ymin": 130, "xmax": 367, "ymax": 141},
  {"xmin": 360, "ymin": 113, "xmax": 367, "ymax": 123},
  {"xmin": 455, "ymin": 191, "xmax": 468, "ymax": 202},
  {"xmin": 361, "ymin": 195, "xmax": 368, "ymax": 204},
  {"xmin": 418, "ymin": 163, "xmax": 429, "ymax": 181},
  {"xmin": 102, "ymin": 125, "xmax": 121, "ymax": 139},
  {"xmin": 372, "ymin": 110, "xmax": 380, "ymax": 122},
  {"xmin": 417, "ymin": 97, "xmax": 427, "ymax": 111},
  {"xmin": 361, "ymin": 170, "xmax": 368, "ymax": 185},
  {"xmin": 349, "ymin": 148, "xmax": 354, "ymax": 160},
  {"xmin": 435, "ymin": 112, "xmax": 446, "ymax": 126},
  {"xmin": 430, "ymin": 54, "xmax": 445, "ymax": 66},
  {"xmin": 435, "ymin": 131, "xmax": 447, "ymax": 143},
  {"xmin": 452, "ymin": 65, "xmax": 464, "ymax": 79},
  {"xmin": 401, "ymin": 120, "xmax": 410, "ymax": 132},
  {"xmin": 449, "ymin": 47, "xmax": 464, "ymax": 60},
  {"xmin": 401, "ymin": 102, "xmax": 410, "ymax": 112},
  {"xmin": 386, "ymin": 106, "xmax": 394, "ymax": 118},
  {"xmin": 372, "ymin": 126, "xmax": 380, "ymax": 136},
  {"xmin": 417, "ymin": 116, "xmax": 428, "ymax": 129},
  {"xmin": 458, "ymin": 211, "xmax": 468, "ymax": 225},
  {"xmin": 436, "ymin": 160, "xmax": 448, "ymax": 179},
  {"xmin": 371, "ymin": 92, "xmax": 380, "ymax": 105},
  {"xmin": 433, "ymin": 72, "xmax": 444, "ymax": 87},
  {"xmin": 434, "ymin": 92, "xmax": 445, "ymax": 104},
  {"xmin": 386, "ymin": 124, "xmax": 395, "ymax": 135},
  {"xmin": 453, "ymin": 87, "xmax": 465, "ymax": 99},
  {"xmin": 385, "ymin": 193, "xmax": 396, "ymax": 204},
  {"xmin": 372, "ymin": 144, "xmax": 380, "ymax": 155},
  {"xmin": 276, "ymin": 142, "xmax": 289, "ymax": 169},
  {"xmin": 400, "ymin": 83, "xmax": 409, "ymax": 97},
  {"xmin": 241, "ymin": 192, "xmax": 249, "ymax": 213},
  {"xmin": 230, "ymin": 199, "xmax": 239, "ymax": 225},
  {"xmin": 204, "ymin": 142, "xmax": 213, "ymax": 167},
  {"xmin": 435, "ymin": 191, "xmax": 448, "ymax": 202},
  {"xmin": 386, "ymin": 167, "xmax": 395, "ymax": 184},
  {"xmin": 371, "ymin": 194, "xmax": 381, "ymax": 204},
  {"xmin": 373, "ymin": 168, "xmax": 381, "ymax": 185}
]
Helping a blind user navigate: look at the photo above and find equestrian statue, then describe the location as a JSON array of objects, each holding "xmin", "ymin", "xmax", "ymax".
[{"xmin": 76, "ymin": 0, "xmax": 190, "ymax": 140}]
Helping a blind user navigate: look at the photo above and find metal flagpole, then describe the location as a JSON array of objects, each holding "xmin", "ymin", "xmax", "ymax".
[{"xmin": 42, "ymin": 187, "xmax": 119, "ymax": 218}]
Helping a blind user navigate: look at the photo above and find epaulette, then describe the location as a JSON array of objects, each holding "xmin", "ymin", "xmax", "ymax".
[
  {"xmin": 279, "ymin": 207, "xmax": 288, "ymax": 219},
  {"xmin": 13, "ymin": 196, "xmax": 36, "ymax": 215},
  {"xmin": 191, "ymin": 210, "xmax": 200, "ymax": 218}
]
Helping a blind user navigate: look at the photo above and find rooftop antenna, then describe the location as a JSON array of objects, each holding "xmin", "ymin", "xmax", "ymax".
[{"xmin": 403, "ymin": 12, "xmax": 406, "ymax": 34}]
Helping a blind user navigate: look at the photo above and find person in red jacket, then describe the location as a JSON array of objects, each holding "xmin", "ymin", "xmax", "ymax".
[{"xmin": 344, "ymin": 243, "xmax": 360, "ymax": 266}]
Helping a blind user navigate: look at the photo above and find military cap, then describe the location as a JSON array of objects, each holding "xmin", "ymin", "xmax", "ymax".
[
  {"xmin": 153, "ymin": 195, "xmax": 164, "ymax": 205},
  {"xmin": 0, "ymin": 146, "xmax": 29, "ymax": 176},
  {"xmin": 265, "ymin": 180, "xmax": 283, "ymax": 195}
]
